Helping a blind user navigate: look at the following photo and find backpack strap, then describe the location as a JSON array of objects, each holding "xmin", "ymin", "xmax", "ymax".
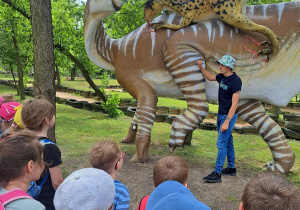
[
  {"xmin": 137, "ymin": 195, "xmax": 149, "ymax": 210},
  {"xmin": 0, "ymin": 189, "xmax": 33, "ymax": 210},
  {"xmin": 39, "ymin": 172, "xmax": 50, "ymax": 188},
  {"xmin": 38, "ymin": 139, "xmax": 54, "ymax": 188},
  {"xmin": 39, "ymin": 139, "xmax": 55, "ymax": 146}
]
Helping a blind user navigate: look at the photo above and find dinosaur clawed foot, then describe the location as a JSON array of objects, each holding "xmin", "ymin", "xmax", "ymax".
[
  {"xmin": 150, "ymin": 21, "xmax": 165, "ymax": 30},
  {"xmin": 263, "ymin": 161, "xmax": 287, "ymax": 173},
  {"xmin": 169, "ymin": 142, "xmax": 184, "ymax": 153},
  {"xmin": 246, "ymin": 36, "xmax": 279, "ymax": 60}
]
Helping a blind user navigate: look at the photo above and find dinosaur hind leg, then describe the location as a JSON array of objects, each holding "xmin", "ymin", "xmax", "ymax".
[
  {"xmin": 211, "ymin": 5, "xmax": 279, "ymax": 56},
  {"xmin": 237, "ymin": 99, "xmax": 295, "ymax": 173},
  {"xmin": 121, "ymin": 113, "xmax": 137, "ymax": 143},
  {"xmin": 163, "ymin": 44, "xmax": 208, "ymax": 151}
]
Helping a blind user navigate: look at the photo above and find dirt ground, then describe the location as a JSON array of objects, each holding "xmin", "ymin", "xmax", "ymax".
[
  {"xmin": 118, "ymin": 155, "xmax": 254, "ymax": 210},
  {"xmin": 56, "ymin": 91, "xmax": 298, "ymax": 210}
]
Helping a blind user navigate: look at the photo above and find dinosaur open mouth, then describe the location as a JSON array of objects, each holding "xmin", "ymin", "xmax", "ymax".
[{"xmin": 112, "ymin": 0, "xmax": 123, "ymax": 11}]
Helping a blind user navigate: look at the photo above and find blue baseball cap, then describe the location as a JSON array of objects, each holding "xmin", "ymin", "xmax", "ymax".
[{"xmin": 146, "ymin": 180, "xmax": 211, "ymax": 210}]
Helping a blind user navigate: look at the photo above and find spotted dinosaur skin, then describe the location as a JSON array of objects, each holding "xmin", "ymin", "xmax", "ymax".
[{"xmin": 144, "ymin": 0, "xmax": 279, "ymax": 57}]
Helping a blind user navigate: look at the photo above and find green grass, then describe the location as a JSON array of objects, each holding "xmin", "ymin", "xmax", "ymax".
[
  {"xmin": 1, "ymin": 78, "xmax": 299, "ymax": 188},
  {"xmin": 54, "ymin": 103, "xmax": 300, "ymax": 188}
]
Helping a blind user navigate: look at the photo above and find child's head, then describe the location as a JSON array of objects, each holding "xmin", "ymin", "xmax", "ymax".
[
  {"xmin": 153, "ymin": 156, "xmax": 189, "ymax": 187},
  {"xmin": 21, "ymin": 99, "xmax": 55, "ymax": 131},
  {"xmin": 90, "ymin": 140, "xmax": 123, "ymax": 174},
  {"xmin": 0, "ymin": 93, "xmax": 16, "ymax": 106},
  {"xmin": 54, "ymin": 168, "xmax": 115, "ymax": 210},
  {"xmin": 240, "ymin": 172, "xmax": 300, "ymax": 210},
  {"xmin": 0, "ymin": 131, "xmax": 44, "ymax": 186}
]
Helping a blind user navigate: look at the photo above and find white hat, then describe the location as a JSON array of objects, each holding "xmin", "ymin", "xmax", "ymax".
[{"xmin": 54, "ymin": 168, "xmax": 115, "ymax": 210}]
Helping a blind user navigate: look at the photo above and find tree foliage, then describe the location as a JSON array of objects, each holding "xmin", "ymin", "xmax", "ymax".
[{"xmin": 103, "ymin": 0, "xmax": 146, "ymax": 39}]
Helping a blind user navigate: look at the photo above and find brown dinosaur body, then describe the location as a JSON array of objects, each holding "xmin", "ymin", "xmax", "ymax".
[
  {"xmin": 84, "ymin": 0, "xmax": 299, "ymax": 173},
  {"xmin": 144, "ymin": 0, "xmax": 279, "ymax": 57}
]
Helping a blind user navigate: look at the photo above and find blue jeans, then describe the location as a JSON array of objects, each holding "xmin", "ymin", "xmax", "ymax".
[{"xmin": 214, "ymin": 113, "xmax": 238, "ymax": 174}]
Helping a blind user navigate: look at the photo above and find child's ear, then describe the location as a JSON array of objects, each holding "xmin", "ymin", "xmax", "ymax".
[
  {"xmin": 26, "ymin": 160, "xmax": 34, "ymax": 173},
  {"xmin": 44, "ymin": 117, "xmax": 50, "ymax": 125}
]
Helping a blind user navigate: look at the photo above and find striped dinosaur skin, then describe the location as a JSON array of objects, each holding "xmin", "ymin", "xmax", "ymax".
[
  {"xmin": 84, "ymin": 0, "xmax": 299, "ymax": 173},
  {"xmin": 144, "ymin": 0, "xmax": 279, "ymax": 57}
]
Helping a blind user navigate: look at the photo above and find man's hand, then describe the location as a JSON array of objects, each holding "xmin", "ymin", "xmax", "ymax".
[{"xmin": 221, "ymin": 121, "xmax": 229, "ymax": 132}]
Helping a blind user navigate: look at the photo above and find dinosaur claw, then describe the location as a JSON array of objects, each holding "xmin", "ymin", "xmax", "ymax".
[{"xmin": 169, "ymin": 144, "xmax": 176, "ymax": 153}]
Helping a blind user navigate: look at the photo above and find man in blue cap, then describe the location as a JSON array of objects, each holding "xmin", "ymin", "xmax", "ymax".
[{"xmin": 197, "ymin": 55, "xmax": 242, "ymax": 183}]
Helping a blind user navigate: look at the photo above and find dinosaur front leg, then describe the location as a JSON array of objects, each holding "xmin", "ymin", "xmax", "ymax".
[
  {"xmin": 237, "ymin": 99, "xmax": 295, "ymax": 173},
  {"xmin": 163, "ymin": 44, "xmax": 208, "ymax": 151},
  {"xmin": 151, "ymin": 14, "xmax": 194, "ymax": 30}
]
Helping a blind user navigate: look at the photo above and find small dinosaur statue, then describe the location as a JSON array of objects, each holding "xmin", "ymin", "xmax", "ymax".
[{"xmin": 144, "ymin": 0, "xmax": 279, "ymax": 58}]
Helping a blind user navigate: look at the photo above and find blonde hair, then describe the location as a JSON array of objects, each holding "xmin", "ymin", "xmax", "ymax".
[
  {"xmin": 153, "ymin": 156, "xmax": 189, "ymax": 187},
  {"xmin": 1, "ymin": 93, "xmax": 16, "ymax": 103},
  {"xmin": 90, "ymin": 140, "xmax": 121, "ymax": 174},
  {"xmin": 21, "ymin": 99, "xmax": 55, "ymax": 131}
]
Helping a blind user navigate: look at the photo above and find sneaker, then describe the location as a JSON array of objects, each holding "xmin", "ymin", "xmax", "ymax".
[
  {"xmin": 222, "ymin": 167, "xmax": 236, "ymax": 176},
  {"xmin": 203, "ymin": 171, "xmax": 222, "ymax": 183}
]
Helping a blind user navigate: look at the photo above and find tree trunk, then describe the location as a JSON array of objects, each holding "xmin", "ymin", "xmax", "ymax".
[
  {"xmin": 70, "ymin": 67, "xmax": 75, "ymax": 81},
  {"xmin": 9, "ymin": 63, "xmax": 19, "ymax": 95},
  {"xmin": 11, "ymin": 19, "xmax": 25, "ymax": 100},
  {"xmin": 29, "ymin": 0, "xmax": 56, "ymax": 141},
  {"xmin": 54, "ymin": 44, "xmax": 107, "ymax": 103},
  {"xmin": 55, "ymin": 64, "xmax": 61, "ymax": 85},
  {"xmin": 2, "ymin": 0, "xmax": 107, "ymax": 103}
]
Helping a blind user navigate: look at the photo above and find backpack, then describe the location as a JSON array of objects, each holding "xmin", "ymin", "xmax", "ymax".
[
  {"xmin": 137, "ymin": 195, "xmax": 149, "ymax": 210},
  {"xmin": 0, "ymin": 189, "xmax": 33, "ymax": 210},
  {"xmin": 27, "ymin": 139, "xmax": 55, "ymax": 199}
]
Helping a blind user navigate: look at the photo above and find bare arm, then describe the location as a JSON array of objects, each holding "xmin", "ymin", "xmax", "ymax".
[
  {"xmin": 49, "ymin": 165, "xmax": 64, "ymax": 190},
  {"xmin": 221, "ymin": 91, "xmax": 240, "ymax": 132},
  {"xmin": 196, "ymin": 60, "xmax": 216, "ymax": 81}
]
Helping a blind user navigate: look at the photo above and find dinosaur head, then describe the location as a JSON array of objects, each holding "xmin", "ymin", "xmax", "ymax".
[
  {"xmin": 144, "ymin": 0, "xmax": 163, "ymax": 22},
  {"xmin": 88, "ymin": 0, "xmax": 124, "ymax": 15}
]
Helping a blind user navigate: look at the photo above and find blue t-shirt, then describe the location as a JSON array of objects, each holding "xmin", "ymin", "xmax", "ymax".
[
  {"xmin": 216, "ymin": 72, "xmax": 242, "ymax": 115},
  {"xmin": 114, "ymin": 180, "xmax": 130, "ymax": 210}
]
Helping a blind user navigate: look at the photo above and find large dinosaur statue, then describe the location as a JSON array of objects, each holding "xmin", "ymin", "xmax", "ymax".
[
  {"xmin": 84, "ymin": 0, "xmax": 299, "ymax": 173},
  {"xmin": 144, "ymin": 0, "xmax": 279, "ymax": 57}
]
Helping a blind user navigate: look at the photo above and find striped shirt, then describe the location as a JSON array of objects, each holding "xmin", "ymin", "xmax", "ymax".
[{"xmin": 114, "ymin": 180, "xmax": 130, "ymax": 210}]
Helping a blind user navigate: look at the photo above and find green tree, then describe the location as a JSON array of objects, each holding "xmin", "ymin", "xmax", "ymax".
[
  {"xmin": 1, "ymin": 0, "xmax": 107, "ymax": 102},
  {"xmin": 103, "ymin": 0, "xmax": 146, "ymax": 38}
]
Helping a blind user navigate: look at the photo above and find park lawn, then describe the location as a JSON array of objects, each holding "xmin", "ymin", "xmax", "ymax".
[
  {"xmin": 0, "ymin": 84, "xmax": 299, "ymax": 187},
  {"xmin": 54, "ymin": 103, "xmax": 300, "ymax": 188}
]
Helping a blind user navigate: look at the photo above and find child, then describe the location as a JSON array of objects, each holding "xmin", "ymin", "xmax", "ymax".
[
  {"xmin": 90, "ymin": 140, "xmax": 130, "ymax": 210},
  {"xmin": 0, "ymin": 102, "xmax": 22, "ymax": 136},
  {"xmin": 21, "ymin": 99, "xmax": 63, "ymax": 210},
  {"xmin": 0, "ymin": 93, "xmax": 16, "ymax": 104},
  {"xmin": 0, "ymin": 132, "xmax": 45, "ymax": 210},
  {"xmin": 240, "ymin": 172, "xmax": 300, "ymax": 210},
  {"xmin": 137, "ymin": 156, "xmax": 190, "ymax": 210},
  {"xmin": 54, "ymin": 168, "xmax": 115, "ymax": 210},
  {"xmin": 146, "ymin": 180, "xmax": 210, "ymax": 210}
]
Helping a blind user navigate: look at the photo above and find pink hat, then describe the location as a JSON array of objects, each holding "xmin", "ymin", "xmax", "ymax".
[{"xmin": 0, "ymin": 102, "xmax": 22, "ymax": 121}]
